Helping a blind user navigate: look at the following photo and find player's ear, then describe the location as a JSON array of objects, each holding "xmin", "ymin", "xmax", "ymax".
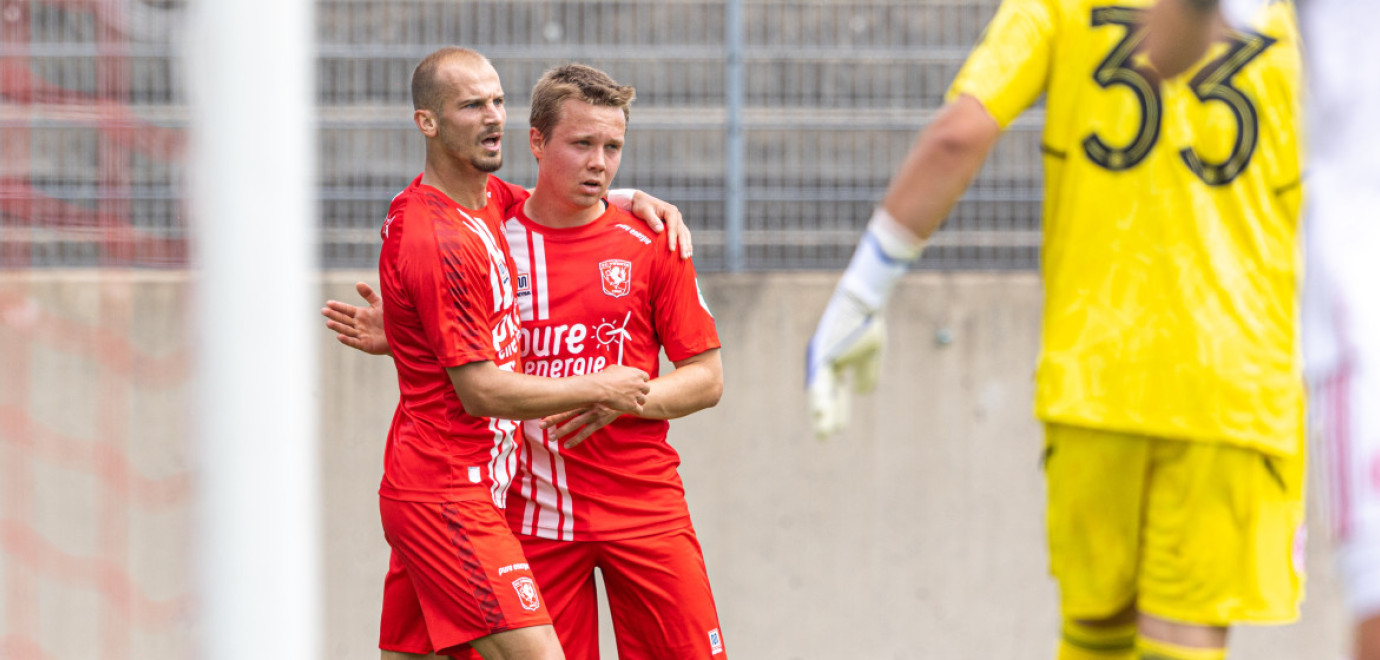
[
  {"xmin": 414, "ymin": 109, "xmax": 437, "ymax": 138},
  {"xmin": 530, "ymin": 126, "xmax": 545, "ymax": 161}
]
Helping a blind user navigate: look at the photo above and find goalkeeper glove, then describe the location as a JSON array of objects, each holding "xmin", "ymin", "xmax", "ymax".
[{"xmin": 806, "ymin": 208, "xmax": 925, "ymax": 440}]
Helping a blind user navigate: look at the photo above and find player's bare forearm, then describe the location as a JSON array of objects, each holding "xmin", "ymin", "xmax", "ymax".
[
  {"xmin": 542, "ymin": 349, "xmax": 722, "ymax": 447},
  {"xmin": 880, "ymin": 94, "xmax": 1001, "ymax": 241},
  {"xmin": 1145, "ymin": 0, "xmax": 1220, "ymax": 79},
  {"xmin": 447, "ymin": 361, "xmax": 649, "ymax": 420},
  {"xmin": 639, "ymin": 349, "xmax": 723, "ymax": 420}
]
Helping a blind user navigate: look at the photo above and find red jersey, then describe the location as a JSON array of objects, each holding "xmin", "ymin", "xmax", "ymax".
[
  {"xmin": 502, "ymin": 203, "xmax": 721, "ymax": 541},
  {"xmin": 377, "ymin": 174, "xmax": 527, "ymax": 506}
]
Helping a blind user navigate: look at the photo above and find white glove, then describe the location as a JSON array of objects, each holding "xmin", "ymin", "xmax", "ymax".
[
  {"xmin": 806, "ymin": 289, "xmax": 886, "ymax": 440},
  {"xmin": 805, "ymin": 208, "xmax": 925, "ymax": 440}
]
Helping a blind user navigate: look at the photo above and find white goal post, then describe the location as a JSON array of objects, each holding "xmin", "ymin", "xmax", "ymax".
[{"xmin": 188, "ymin": 0, "xmax": 321, "ymax": 657}]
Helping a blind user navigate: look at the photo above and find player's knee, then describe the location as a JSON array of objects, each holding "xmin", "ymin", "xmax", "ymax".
[
  {"xmin": 1059, "ymin": 608, "xmax": 1136, "ymax": 660},
  {"xmin": 470, "ymin": 625, "xmax": 564, "ymax": 660},
  {"xmin": 1136, "ymin": 613, "xmax": 1227, "ymax": 654}
]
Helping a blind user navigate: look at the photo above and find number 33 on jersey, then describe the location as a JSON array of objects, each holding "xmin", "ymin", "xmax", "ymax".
[{"xmin": 950, "ymin": 0, "xmax": 1305, "ymax": 453}]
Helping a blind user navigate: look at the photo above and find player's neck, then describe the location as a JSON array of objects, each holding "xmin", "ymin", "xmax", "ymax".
[
  {"xmin": 523, "ymin": 187, "xmax": 603, "ymax": 229},
  {"xmin": 420, "ymin": 153, "xmax": 490, "ymax": 210}
]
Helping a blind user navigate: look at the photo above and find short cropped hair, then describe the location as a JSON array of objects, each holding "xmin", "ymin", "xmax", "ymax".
[
  {"xmin": 528, "ymin": 64, "xmax": 635, "ymax": 138},
  {"xmin": 411, "ymin": 47, "xmax": 488, "ymax": 112}
]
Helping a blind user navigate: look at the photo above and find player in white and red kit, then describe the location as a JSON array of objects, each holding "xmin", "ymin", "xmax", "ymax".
[
  {"xmin": 504, "ymin": 135, "xmax": 726, "ymax": 658},
  {"xmin": 374, "ymin": 48, "xmax": 653, "ymax": 660},
  {"xmin": 329, "ymin": 63, "xmax": 728, "ymax": 660}
]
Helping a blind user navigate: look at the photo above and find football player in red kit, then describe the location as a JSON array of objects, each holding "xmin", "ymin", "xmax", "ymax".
[
  {"xmin": 328, "ymin": 61, "xmax": 727, "ymax": 659},
  {"xmin": 363, "ymin": 48, "xmax": 688, "ymax": 660},
  {"xmin": 502, "ymin": 64, "xmax": 727, "ymax": 660}
]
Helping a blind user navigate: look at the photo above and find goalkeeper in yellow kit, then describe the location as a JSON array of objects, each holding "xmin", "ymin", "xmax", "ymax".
[{"xmin": 805, "ymin": 0, "xmax": 1305, "ymax": 658}]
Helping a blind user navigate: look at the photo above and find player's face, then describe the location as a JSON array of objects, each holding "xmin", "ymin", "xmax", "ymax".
[
  {"xmin": 429, "ymin": 59, "xmax": 506, "ymax": 174},
  {"xmin": 531, "ymin": 99, "xmax": 626, "ymax": 208}
]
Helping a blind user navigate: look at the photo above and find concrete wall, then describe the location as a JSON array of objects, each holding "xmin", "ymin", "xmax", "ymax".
[
  {"xmin": 319, "ymin": 271, "xmax": 1350, "ymax": 659},
  {"xmin": 1, "ymin": 271, "xmax": 1347, "ymax": 658}
]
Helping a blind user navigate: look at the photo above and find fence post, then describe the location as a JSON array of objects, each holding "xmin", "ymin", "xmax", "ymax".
[{"xmin": 725, "ymin": 0, "xmax": 746, "ymax": 271}]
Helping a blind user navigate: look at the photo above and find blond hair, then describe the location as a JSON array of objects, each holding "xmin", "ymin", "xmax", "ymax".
[{"xmin": 529, "ymin": 64, "xmax": 635, "ymax": 137}]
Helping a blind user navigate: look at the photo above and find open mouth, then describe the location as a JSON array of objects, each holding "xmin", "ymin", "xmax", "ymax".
[
  {"xmin": 480, "ymin": 134, "xmax": 502, "ymax": 151},
  {"xmin": 579, "ymin": 179, "xmax": 603, "ymax": 194}
]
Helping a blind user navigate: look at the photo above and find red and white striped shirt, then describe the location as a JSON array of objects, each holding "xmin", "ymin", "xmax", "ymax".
[{"xmin": 503, "ymin": 202, "xmax": 720, "ymax": 540}]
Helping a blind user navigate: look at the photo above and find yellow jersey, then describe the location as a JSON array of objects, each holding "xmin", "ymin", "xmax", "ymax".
[{"xmin": 949, "ymin": 0, "xmax": 1305, "ymax": 454}]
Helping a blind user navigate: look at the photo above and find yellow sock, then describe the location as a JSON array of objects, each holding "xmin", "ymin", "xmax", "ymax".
[
  {"xmin": 1135, "ymin": 636, "xmax": 1227, "ymax": 660},
  {"xmin": 1057, "ymin": 619, "xmax": 1136, "ymax": 659}
]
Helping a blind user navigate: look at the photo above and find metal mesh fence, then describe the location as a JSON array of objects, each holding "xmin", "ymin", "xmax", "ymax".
[
  {"xmin": 0, "ymin": 1, "xmax": 186, "ymax": 268},
  {"xmin": 1, "ymin": 0, "xmax": 1042, "ymax": 271}
]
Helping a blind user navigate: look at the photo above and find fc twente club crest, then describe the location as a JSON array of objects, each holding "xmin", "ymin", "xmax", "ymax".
[
  {"xmin": 512, "ymin": 577, "xmax": 541, "ymax": 612},
  {"xmin": 599, "ymin": 259, "xmax": 632, "ymax": 298}
]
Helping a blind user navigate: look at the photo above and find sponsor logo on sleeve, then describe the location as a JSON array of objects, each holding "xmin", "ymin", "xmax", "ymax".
[
  {"xmin": 708, "ymin": 628, "xmax": 724, "ymax": 655},
  {"xmin": 599, "ymin": 259, "xmax": 632, "ymax": 298}
]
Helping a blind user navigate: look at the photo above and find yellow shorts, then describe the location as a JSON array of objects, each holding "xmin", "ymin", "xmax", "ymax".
[{"xmin": 1044, "ymin": 423, "xmax": 1305, "ymax": 626}]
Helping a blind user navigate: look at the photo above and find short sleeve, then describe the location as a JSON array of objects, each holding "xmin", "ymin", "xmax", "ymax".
[
  {"xmin": 398, "ymin": 222, "xmax": 497, "ymax": 367},
  {"xmin": 946, "ymin": 0, "xmax": 1057, "ymax": 128},
  {"xmin": 487, "ymin": 176, "xmax": 531, "ymax": 218},
  {"xmin": 651, "ymin": 252, "xmax": 720, "ymax": 363}
]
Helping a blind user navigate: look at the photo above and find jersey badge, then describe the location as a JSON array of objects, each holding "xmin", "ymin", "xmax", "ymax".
[
  {"xmin": 598, "ymin": 259, "xmax": 632, "ymax": 298},
  {"xmin": 516, "ymin": 272, "xmax": 531, "ymax": 297},
  {"xmin": 512, "ymin": 576, "xmax": 541, "ymax": 612},
  {"xmin": 708, "ymin": 627, "xmax": 724, "ymax": 655}
]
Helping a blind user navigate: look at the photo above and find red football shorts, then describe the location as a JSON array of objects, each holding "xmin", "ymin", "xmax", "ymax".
[
  {"xmin": 519, "ymin": 526, "xmax": 727, "ymax": 660},
  {"xmin": 378, "ymin": 497, "xmax": 553, "ymax": 657}
]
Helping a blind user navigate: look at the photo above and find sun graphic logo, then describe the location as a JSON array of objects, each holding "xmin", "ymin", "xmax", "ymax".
[
  {"xmin": 598, "ymin": 259, "xmax": 632, "ymax": 298},
  {"xmin": 593, "ymin": 311, "xmax": 634, "ymax": 365}
]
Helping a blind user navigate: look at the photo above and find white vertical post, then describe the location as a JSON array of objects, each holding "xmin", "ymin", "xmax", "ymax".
[{"xmin": 188, "ymin": 0, "xmax": 320, "ymax": 658}]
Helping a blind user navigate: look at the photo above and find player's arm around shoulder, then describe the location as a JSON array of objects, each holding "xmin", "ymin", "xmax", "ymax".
[{"xmin": 608, "ymin": 189, "xmax": 693, "ymax": 258}]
